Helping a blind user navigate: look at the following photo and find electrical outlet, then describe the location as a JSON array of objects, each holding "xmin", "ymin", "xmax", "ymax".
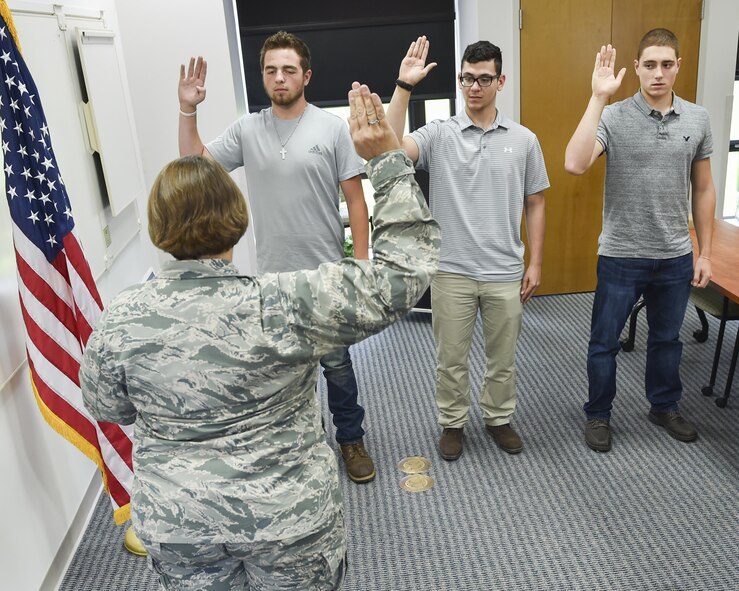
[{"xmin": 102, "ymin": 225, "xmax": 112, "ymax": 247}]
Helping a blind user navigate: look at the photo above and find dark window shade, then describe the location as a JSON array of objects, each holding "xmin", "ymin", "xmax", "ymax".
[{"xmin": 235, "ymin": 1, "xmax": 456, "ymax": 112}]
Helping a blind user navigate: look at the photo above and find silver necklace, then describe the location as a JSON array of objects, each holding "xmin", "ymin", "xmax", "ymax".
[{"xmin": 271, "ymin": 107, "xmax": 306, "ymax": 160}]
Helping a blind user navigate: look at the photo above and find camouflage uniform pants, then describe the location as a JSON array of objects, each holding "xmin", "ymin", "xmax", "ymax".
[{"xmin": 141, "ymin": 511, "xmax": 346, "ymax": 590}]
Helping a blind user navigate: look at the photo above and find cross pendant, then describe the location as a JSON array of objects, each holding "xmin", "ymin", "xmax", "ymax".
[{"xmin": 279, "ymin": 147, "xmax": 287, "ymax": 160}]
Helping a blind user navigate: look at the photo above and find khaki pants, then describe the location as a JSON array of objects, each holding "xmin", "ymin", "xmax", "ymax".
[{"xmin": 432, "ymin": 271, "xmax": 523, "ymax": 428}]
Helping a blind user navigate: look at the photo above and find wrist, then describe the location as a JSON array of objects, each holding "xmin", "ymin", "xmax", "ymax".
[
  {"xmin": 699, "ymin": 254, "xmax": 711, "ymax": 261},
  {"xmin": 179, "ymin": 107, "xmax": 197, "ymax": 117},
  {"xmin": 395, "ymin": 78, "xmax": 414, "ymax": 92}
]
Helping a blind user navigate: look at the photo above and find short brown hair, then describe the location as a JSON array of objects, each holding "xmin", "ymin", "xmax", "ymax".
[
  {"xmin": 259, "ymin": 30, "xmax": 311, "ymax": 73},
  {"xmin": 637, "ymin": 28, "xmax": 680, "ymax": 60},
  {"xmin": 147, "ymin": 156, "xmax": 248, "ymax": 260}
]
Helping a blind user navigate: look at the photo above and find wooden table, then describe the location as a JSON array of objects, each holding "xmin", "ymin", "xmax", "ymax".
[
  {"xmin": 691, "ymin": 219, "xmax": 739, "ymax": 407},
  {"xmin": 692, "ymin": 219, "xmax": 739, "ymax": 304}
]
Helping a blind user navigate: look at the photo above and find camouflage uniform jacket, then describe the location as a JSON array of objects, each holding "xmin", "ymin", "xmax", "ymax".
[{"xmin": 80, "ymin": 151, "xmax": 440, "ymax": 545}]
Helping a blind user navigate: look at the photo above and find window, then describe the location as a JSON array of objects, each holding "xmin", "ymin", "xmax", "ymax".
[{"xmin": 235, "ymin": 1, "xmax": 456, "ymax": 112}]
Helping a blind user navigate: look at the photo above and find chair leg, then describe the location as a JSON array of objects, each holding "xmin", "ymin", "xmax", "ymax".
[
  {"xmin": 692, "ymin": 306, "xmax": 709, "ymax": 343},
  {"xmin": 702, "ymin": 297, "xmax": 729, "ymax": 397},
  {"xmin": 620, "ymin": 298, "xmax": 646, "ymax": 352},
  {"xmin": 715, "ymin": 326, "xmax": 739, "ymax": 408}
]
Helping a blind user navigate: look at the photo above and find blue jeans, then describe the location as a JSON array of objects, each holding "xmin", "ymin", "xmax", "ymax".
[
  {"xmin": 321, "ymin": 346, "xmax": 365, "ymax": 445},
  {"xmin": 585, "ymin": 254, "xmax": 693, "ymax": 420}
]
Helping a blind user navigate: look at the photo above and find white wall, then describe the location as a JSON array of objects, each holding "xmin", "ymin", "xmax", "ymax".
[
  {"xmin": 697, "ymin": 0, "xmax": 739, "ymax": 216},
  {"xmin": 113, "ymin": 0, "xmax": 255, "ymax": 274},
  {"xmin": 457, "ymin": 0, "xmax": 520, "ymax": 120},
  {"xmin": 0, "ymin": 2, "xmax": 146, "ymax": 590},
  {"xmin": 0, "ymin": 1, "xmax": 250, "ymax": 589}
]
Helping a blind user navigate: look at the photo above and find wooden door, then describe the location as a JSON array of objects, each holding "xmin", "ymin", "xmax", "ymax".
[
  {"xmin": 520, "ymin": 0, "xmax": 702, "ymax": 295},
  {"xmin": 611, "ymin": 0, "xmax": 702, "ymax": 103}
]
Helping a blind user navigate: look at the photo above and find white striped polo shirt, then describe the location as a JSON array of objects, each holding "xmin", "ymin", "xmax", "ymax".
[{"xmin": 410, "ymin": 110, "xmax": 549, "ymax": 282}]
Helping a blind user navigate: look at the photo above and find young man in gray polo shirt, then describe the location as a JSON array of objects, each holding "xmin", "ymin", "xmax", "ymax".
[
  {"xmin": 565, "ymin": 29, "xmax": 716, "ymax": 452},
  {"xmin": 387, "ymin": 37, "xmax": 549, "ymax": 460},
  {"xmin": 177, "ymin": 32, "xmax": 377, "ymax": 483}
]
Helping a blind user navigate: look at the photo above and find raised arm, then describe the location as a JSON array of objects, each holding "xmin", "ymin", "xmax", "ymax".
[
  {"xmin": 690, "ymin": 157, "xmax": 716, "ymax": 287},
  {"xmin": 275, "ymin": 83, "xmax": 440, "ymax": 347},
  {"xmin": 564, "ymin": 45, "xmax": 626, "ymax": 175},
  {"xmin": 386, "ymin": 36, "xmax": 437, "ymax": 163},
  {"xmin": 178, "ymin": 56, "xmax": 213, "ymax": 158}
]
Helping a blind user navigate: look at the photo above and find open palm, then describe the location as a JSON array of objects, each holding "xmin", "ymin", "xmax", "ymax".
[
  {"xmin": 179, "ymin": 56, "xmax": 208, "ymax": 109},
  {"xmin": 398, "ymin": 36, "xmax": 438, "ymax": 86},
  {"xmin": 592, "ymin": 45, "xmax": 626, "ymax": 98}
]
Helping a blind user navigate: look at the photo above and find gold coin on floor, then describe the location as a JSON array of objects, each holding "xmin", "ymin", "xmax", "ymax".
[
  {"xmin": 399, "ymin": 474, "xmax": 434, "ymax": 492},
  {"xmin": 397, "ymin": 456, "xmax": 432, "ymax": 474}
]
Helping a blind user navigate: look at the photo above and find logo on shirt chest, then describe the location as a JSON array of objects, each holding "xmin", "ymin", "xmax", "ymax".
[
  {"xmin": 503, "ymin": 147, "xmax": 513, "ymax": 153},
  {"xmin": 308, "ymin": 145, "xmax": 323, "ymax": 155}
]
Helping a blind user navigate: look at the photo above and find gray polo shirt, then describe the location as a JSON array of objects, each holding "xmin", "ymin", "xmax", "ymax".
[
  {"xmin": 411, "ymin": 110, "xmax": 549, "ymax": 282},
  {"xmin": 596, "ymin": 91, "xmax": 713, "ymax": 258},
  {"xmin": 207, "ymin": 104, "xmax": 365, "ymax": 274}
]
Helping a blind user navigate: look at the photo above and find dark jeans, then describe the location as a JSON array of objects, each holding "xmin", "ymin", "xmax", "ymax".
[
  {"xmin": 585, "ymin": 254, "xmax": 693, "ymax": 420},
  {"xmin": 321, "ymin": 346, "xmax": 365, "ymax": 445}
]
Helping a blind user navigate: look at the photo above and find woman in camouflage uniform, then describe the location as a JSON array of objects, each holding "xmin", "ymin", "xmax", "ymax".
[{"xmin": 80, "ymin": 83, "xmax": 440, "ymax": 591}]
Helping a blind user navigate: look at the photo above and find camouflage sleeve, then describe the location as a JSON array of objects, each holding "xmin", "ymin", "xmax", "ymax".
[
  {"xmin": 262, "ymin": 149, "xmax": 440, "ymax": 349},
  {"xmin": 79, "ymin": 311, "xmax": 137, "ymax": 425}
]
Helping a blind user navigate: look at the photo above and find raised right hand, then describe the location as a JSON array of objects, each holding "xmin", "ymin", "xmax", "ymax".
[
  {"xmin": 592, "ymin": 45, "xmax": 626, "ymax": 99},
  {"xmin": 398, "ymin": 36, "xmax": 437, "ymax": 87},
  {"xmin": 348, "ymin": 82, "xmax": 400, "ymax": 161},
  {"xmin": 179, "ymin": 56, "xmax": 208, "ymax": 111}
]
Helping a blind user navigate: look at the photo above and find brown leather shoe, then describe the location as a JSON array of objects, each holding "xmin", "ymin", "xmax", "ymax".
[
  {"xmin": 485, "ymin": 423, "xmax": 523, "ymax": 454},
  {"xmin": 439, "ymin": 427, "xmax": 464, "ymax": 460},
  {"xmin": 339, "ymin": 440, "xmax": 376, "ymax": 483}
]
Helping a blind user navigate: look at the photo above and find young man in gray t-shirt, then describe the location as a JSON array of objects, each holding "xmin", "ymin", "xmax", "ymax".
[
  {"xmin": 177, "ymin": 32, "xmax": 377, "ymax": 484},
  {"xmin": 565, "ymin": 28, "xmax": 716, "ymax": 452}
]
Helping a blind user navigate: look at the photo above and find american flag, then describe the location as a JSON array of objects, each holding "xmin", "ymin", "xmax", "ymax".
[{"xmin": 0, "ymin": 7, "xmax": 133, "ymax": 523}]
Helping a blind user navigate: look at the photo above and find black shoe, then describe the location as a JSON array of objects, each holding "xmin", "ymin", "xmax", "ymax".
[
  {"xmin": 648, "ymin": 410, "xmax": 698, "ymax": 442},
  {"xmin": 585, "ymin": 419, "xmax": 611, "ymax": 452}
]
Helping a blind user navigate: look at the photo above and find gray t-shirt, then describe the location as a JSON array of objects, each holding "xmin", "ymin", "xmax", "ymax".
[
  {"xmin": 596, "ymin": 91, "xmax": 713, "ymax": 258},
  {"xmin": 411, "ymin": 110, "xmax": 549, "ymax": 282},
  {"xmin": 207, "ymin": 104, "xmax": 365, "ymax": 273}
]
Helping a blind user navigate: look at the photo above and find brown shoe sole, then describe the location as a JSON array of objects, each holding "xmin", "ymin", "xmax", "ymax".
[
  {"xmin": 485, "ymin": 427, "xmax": 523, "ymax": 454},
  {"xmin": 439, "ymin": 448, "xmax": 463, "ymax": 461},
  {"xmin": 495, "ymin": 441, "xmax": 523, "ymax": 454},
  {"xmin": 347, "ymin": 469, "xmax": 376, "ymax": 484}
]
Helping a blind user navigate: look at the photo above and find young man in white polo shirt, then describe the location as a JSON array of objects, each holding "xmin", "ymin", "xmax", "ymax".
[
  {"xmin": 387, "ymin": 37, "xmax": 549, "ymax": 460},
  {"xmin": 565, "ymin": 29, "xmax": 716, "ymax": 452}
]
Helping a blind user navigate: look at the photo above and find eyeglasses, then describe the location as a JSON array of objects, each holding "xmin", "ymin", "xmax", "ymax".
[{"xmin": 458, "ymin": 74, "xmax": 500, "ymax": 87}]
